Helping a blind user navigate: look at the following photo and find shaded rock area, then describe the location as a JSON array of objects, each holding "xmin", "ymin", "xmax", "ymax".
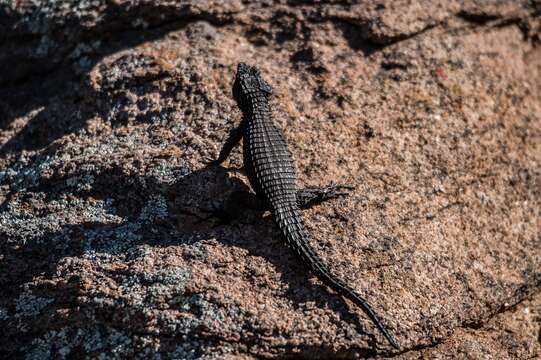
[{"xmin": 0, "ymin": 0, "xmax": 540, "ymax": 358}]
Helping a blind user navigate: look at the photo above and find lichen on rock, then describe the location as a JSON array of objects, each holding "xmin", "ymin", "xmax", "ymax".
[{"xmin": 0, "ymin": 0, "xmax": 540, "ymax": 358}]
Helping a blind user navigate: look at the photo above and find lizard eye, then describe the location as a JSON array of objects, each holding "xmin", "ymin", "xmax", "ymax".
[{"xmin": 258, "ymin": 78, "xmax": 272, "ymax": 94}]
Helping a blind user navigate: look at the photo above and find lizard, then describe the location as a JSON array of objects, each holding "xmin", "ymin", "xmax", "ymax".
[{"xmin": 208, "ymin": 62, "xmax": 399, "ymax": 349}]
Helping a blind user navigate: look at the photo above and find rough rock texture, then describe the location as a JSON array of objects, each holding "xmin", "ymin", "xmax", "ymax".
[
  {"xmin": 390, "ymin": 292, "xmax": 541, "ymax": 359},
  {"xmin": 1, "ymin": 0, "xmax": 540, "ymax": 359}
]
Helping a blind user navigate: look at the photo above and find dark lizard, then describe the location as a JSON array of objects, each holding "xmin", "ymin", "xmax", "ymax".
[{"xmin": 208, "ymin": 63, "xmax": 399, "ymax": 349}]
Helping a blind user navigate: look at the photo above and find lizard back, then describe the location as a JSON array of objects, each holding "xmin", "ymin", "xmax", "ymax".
[
  {"xmin": 239, "ymin": 91, "xmax": 311, "ymax": 262},
  {"xmin": 241, "ymin": 96, "xmax": 297, "ymax": 210}
]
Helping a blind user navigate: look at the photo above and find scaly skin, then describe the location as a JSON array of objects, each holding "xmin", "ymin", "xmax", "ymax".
[{"xmin": 209, "ymin": 63, "xmax": 398, "ymax": 349}]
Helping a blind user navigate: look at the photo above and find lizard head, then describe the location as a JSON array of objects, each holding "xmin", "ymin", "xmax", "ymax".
[{"xmin": 232, "ymin": 63, "xmax": 273, "ymax": 105}]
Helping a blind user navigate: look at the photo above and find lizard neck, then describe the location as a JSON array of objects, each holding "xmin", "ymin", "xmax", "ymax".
[{"xmin": 238, "ymin": 92, "xmax": 272, "ymax": 124}]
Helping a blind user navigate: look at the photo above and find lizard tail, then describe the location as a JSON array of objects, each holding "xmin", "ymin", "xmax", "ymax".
[{"xmin": 274, "ymin": 206, "xmax": 399, "ymax": 349}]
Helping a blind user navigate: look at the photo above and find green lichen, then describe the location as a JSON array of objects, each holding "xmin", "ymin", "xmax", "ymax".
[
  {"xmin": 15, "ymin": 291, "xmax": 54, "ymax": 332},
  {"xmin": 25, "ymin": 326, "xmax": 132, "ymax": 360},
  {"xmin": 83, "ymin": 195, "xmax": 169, "ymax": 259},
  {"xmin": 0, "ymin": 307, "xmax": 9, "ymax": 321}
]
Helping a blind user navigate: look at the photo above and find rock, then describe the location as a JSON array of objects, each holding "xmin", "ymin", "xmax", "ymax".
[
  {"xmin": 0, "ymin": 0, "xmax": 540, "ymax": 358},
  {"xmin": 391, "ymin": 292, "xmax": 541, "ymax": 359}
]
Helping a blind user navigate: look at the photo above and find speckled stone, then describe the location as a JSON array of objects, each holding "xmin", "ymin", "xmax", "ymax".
[{"xmin": 0, "ymin": 0, "xmax": 540, "ymax": 358}]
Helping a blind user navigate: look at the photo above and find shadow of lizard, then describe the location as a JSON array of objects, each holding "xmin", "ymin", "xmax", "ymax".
[{"xmin": 1, "ymin": 161, "xmax": 382, "ymax": 356}]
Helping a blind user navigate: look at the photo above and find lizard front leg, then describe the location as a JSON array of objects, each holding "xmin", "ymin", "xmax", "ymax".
[{"xmin": 207, "ymin": 125, "xmax": 243, "ymax": 166}]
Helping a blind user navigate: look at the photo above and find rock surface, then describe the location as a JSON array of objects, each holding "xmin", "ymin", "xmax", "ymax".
[{"xmin": 1, "ymin": 0, "xmax": 540, "ymax": 358}]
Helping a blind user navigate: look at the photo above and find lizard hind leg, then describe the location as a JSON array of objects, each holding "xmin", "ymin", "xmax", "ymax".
[
  {"xmin": 219, "ymin": 190, "xmax": 269, "ymax": 224},
  {"xmin": 297, "ymin": 183, "xmax": 354, "ymax": 209}
]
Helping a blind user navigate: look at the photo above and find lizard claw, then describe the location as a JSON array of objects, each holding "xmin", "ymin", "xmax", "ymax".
[
  {"xmin": 322, "ymin": 182, "xmax": 355, "ymax": 197},
  {"xmin": 332, "ymin": 183, "xmax": 355, "ymax": 196},
  {"xmin": 297, "ymin": 183, "xmax": 354, "ymax": 209},
  {"xmin": 204, "ymin": 156, "xmax": 221, "ymax": 167}
]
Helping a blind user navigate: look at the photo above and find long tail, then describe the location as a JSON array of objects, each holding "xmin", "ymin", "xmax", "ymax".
[{"xmin": 274, "ymin": 205, "xmax": 399, "ymax": 349}]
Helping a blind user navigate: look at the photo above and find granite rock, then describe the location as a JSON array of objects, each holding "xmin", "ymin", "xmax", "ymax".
[{"xmin": 0, "ymin": 0, "xmax": 540, "ymax": 358}]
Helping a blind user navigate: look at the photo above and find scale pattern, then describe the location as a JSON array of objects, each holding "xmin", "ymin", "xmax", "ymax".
[{"xmin": 214, "ymin": 63, "xmax": 398, "ymax": 349}]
